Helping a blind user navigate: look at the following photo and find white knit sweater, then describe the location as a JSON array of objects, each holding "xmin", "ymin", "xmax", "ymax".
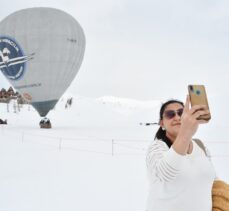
[{"xmin": 146, "ymin": 139, "xmax": 216, "ymax": 211}]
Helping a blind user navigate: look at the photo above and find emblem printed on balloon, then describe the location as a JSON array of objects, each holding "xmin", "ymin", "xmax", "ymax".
[
  {"xmin": 23, "ymin": 93, "xmax": 32, "ymax": 102},
  {"xmin": 0, "ymin": 36, "xmax": 34, "ymax": 81}
]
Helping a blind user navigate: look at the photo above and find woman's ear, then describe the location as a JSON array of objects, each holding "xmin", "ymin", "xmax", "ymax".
[
  {"xmin": 159, "ymin": 120, "xmax": 165, "ymax": 130},
  {"xmin": 159, "ymin": 119, "xmax": 163, "ymax": 127}
]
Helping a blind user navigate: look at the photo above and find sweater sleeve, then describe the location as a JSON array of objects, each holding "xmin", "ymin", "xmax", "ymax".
[{"xmin": 146, "ymin": 140, "xmax": 187, "ymax": 183}]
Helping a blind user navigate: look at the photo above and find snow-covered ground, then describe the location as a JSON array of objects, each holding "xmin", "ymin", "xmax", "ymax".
[{"xmin": 0, "ymin": 95, "xmax": 228, "ymax": 211}]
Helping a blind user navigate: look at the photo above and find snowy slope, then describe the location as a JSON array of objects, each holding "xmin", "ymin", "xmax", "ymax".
[
  {"xmin": 0, "ymin": 95, "xmax": 160, "ymax": 211},
  {"xmin": 0, "ymin": 95, "xmax": 229, "ymax": 211}
]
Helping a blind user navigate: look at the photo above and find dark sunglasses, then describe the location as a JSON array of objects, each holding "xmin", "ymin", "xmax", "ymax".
[{"xmin": 163, "ymin": 108, "xmax": 184, "ymax": 119}]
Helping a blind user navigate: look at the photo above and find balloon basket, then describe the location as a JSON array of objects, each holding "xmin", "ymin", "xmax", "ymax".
[{"xmin": 39, "ymin": 118, "xmax": 52, "ymax": 129}]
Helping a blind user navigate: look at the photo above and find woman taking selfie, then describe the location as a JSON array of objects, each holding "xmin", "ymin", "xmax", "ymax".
[{"xmin": 146, "ymin": 96, "xmax": 216, "ymax": 211}]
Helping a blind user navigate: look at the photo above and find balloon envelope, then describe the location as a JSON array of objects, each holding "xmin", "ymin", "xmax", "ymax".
[{"xmin": 0, "ymin": 7, "xmax": 85, "ymax": 116}]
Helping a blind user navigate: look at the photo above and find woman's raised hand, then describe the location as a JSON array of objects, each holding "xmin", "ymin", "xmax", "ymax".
[{"xmin": 179, "ymin": 95, "xmax": 210, "ymax": 140}]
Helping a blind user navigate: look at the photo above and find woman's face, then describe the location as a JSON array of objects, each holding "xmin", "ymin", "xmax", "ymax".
[{"xmin": 160, "ymin": 103, "xmax": 184, "ymax": 141}]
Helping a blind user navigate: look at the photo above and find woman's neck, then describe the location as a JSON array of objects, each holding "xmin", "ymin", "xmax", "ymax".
[{"xmin": 166, "ymin": 132, "xmax": 176, "ymax": 143}]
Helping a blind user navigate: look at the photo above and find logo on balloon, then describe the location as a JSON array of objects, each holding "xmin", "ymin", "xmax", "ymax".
[
  {"xmin": 0, "ymin": 36, "xmax": 34, "ymax": 80},
  {"xmin": 23, "ymin": 93, "xmax": 32, "ymax": 102}
]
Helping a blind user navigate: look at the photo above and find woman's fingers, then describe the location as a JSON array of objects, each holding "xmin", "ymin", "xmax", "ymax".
[
  {"xmin": 197, "ymin": 119, "xmax": 209, "ymax": 124},
  {"xmin": 182, "ymin": 103, "xmax": 209, "ymax": 125},
  {"xmin": 184, "ymin": 95, "xmax": 190, "ymax": 112},
  {"xmin": 193, "ymin": 109, "xmax": 210, "ymax": 119},
  {"xmin": 189, "ymin": 104, "xmax": 208, "ymax": 115}
]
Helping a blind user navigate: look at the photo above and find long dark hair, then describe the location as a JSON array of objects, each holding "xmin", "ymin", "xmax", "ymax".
[{"xmin": 154, "ymin": 99, "xmax": 184, "ymax": 140}]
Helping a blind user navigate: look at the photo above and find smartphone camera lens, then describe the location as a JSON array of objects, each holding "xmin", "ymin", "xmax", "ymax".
[
  {"xmin": 189, "ymin": 85, "xmax": 194, "ymax": 92},
  {"xmin": 196, "ymin": 90, "xmax": 201, "ymax": 95}
]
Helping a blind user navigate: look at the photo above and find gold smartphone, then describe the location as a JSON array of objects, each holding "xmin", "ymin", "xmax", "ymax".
[{"xmin": 188, "ymin": 85, "xmax": 211, "ymax": 121}]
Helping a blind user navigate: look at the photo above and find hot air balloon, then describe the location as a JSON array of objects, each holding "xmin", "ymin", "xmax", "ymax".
[{"xmin": 0, "ymin": 7, "xmax": 85, "ymax": 128}]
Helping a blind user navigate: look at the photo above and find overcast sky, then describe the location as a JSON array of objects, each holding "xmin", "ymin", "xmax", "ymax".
[{"xmin": 1, "ymin": 0, "xmax": 229, "ymax": 140}]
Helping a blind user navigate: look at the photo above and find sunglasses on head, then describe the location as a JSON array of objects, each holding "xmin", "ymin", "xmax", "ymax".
[{"xmin": 163, "ymin": 108, "xmax": 184, "ymax": 120}]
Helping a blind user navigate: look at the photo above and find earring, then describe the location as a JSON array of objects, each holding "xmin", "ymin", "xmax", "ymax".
[{"xmin": 162, "ymin": 127, "xmax": 165, "ymax": 131}]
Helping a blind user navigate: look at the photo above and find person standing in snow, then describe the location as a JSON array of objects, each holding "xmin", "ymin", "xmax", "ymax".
[{"xmin": 146, "ymin": 96, "xmax": 216, "ymax": 211}]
